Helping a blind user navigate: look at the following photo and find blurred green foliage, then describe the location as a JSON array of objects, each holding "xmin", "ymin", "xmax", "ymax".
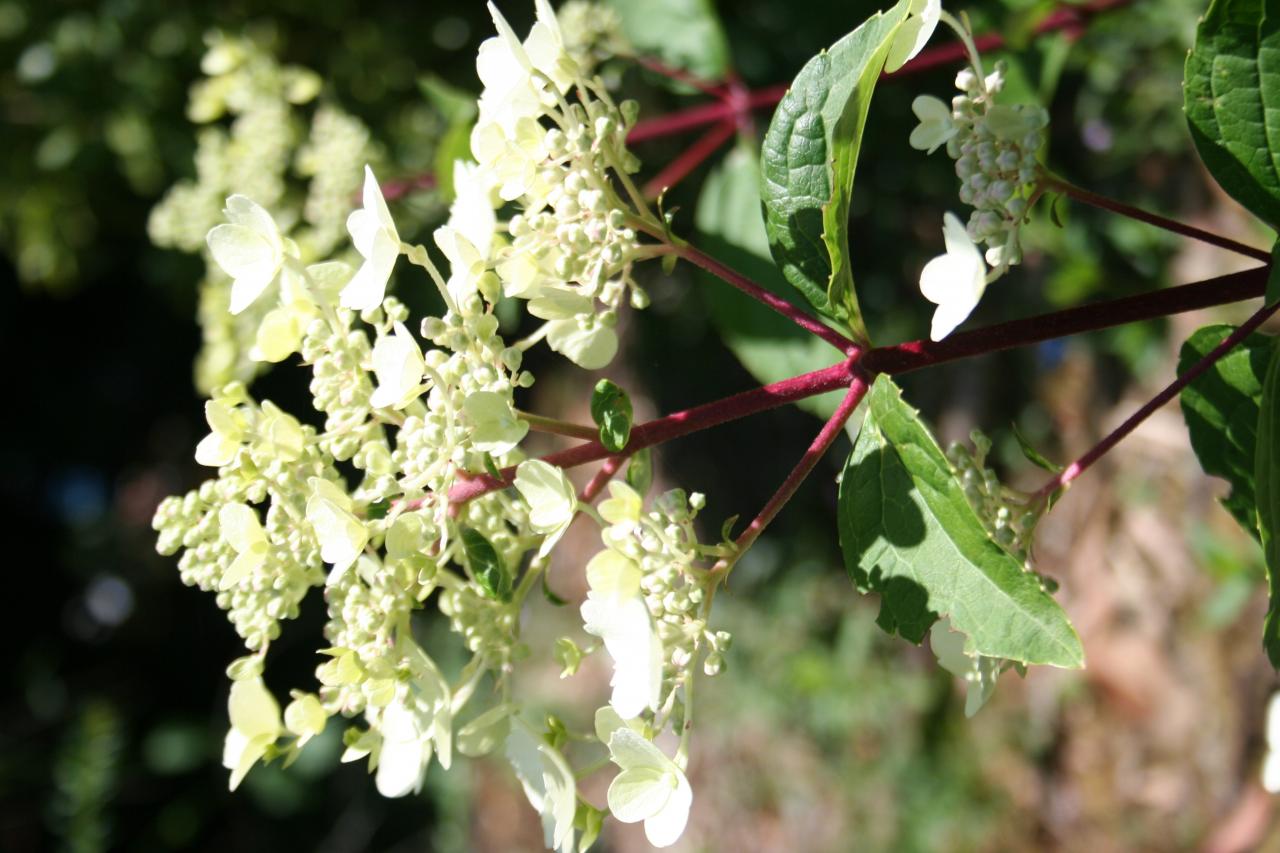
[{"xmin": 4, "ymin": 0, "xmax": 1262, "ymax": 850}]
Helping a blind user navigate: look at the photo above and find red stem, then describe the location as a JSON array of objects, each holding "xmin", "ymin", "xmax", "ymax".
[
  {"xmin": 627, "ymin": 86, "xmax": 787, "ymax": 143},
  {"xmin": 725, "ymin": 372, "xmax": 869, "ymax": 561},
  {"xmin": 674, "ymin": 242, "xmax": 858, "ymax": 353},
  {"xmin": 449, "ymin": 355, "xmax": 861, "ymax": 504},
  {"xmin": 442, "ymin": 264, "xmax": 1268, "ymax": 508},
  {"xmin": 580, "ymin": 455, "xmax": 627, "ymax": 503},
  {"xmin": 642, "ymin": 120, "xmax": 738, "ymax": 199},
  {"xmin": 1045, "ymin": 175, "xmax": 1272, "ymax": 262},
  {"xmin": 863, "ymin": 266, "xmax": 1270, "ymax": 374},
  {"xmin": 1035, "ymin": 298, "xmax": 1280, "ymax": 499}
]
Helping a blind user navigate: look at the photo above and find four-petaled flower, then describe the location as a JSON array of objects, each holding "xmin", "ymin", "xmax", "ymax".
[
  {"xmin": 514, "ymin": 460, "xmax": 578, "ymax": 557},
  {"xmin": 369, "ymin": 322, "xmax": 426, "ymax": 410},
  {"xmin": 305, "ymin": 477, "xmax": 368, "ymax": 583},
  {"xmin": 206, "ymin": 195, "xmax": 291, "ymax": 315},
  {"xmin": 920, "ymin": 212, "xmax": 988, "ymax": 341},
  {"xmin": 601, "ymin": 720, "xmax": 693, "ymax": 849}
]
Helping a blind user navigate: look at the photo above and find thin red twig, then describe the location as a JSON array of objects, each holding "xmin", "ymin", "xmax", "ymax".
[
  {"xmin": 633, "ymin": 55, "xmax": 728, "ymax": 98},
  {"xmin": 675, "ymin": 242, "xmax": 858, "ymax": 353},
  {"xmin": 720, "ymin": 372, "xmax": 869, "ymax": 565},
  {"xmin": 448, "ymin": 355, "xmax": 861, "ymax": 505},
  {"xmin": 1035, "ymin": 298, "xmax": 1280, "ymax": 499},
  {"xmin": 580, "ymin": 455, "xmax": 627, "ymax": 503},
  {"xmin": 642, "ymin": 119, "xmax": 738, "ymax": 198},
  {"xmin": 1044, "ymin": 175, "xmax": 1272, "ymax": 262}
]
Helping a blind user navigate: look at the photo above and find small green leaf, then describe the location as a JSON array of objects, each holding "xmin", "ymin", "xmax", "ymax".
[
  {"xmin": 760, "ymin": 0, "xmax": 910, "ymax": 340},
  {"xmin": 575, "ymin": 800, "xmax": 606, "ymax": 852},
  {"xmin": 590, "ymin": 379, "xmax": 633, "ymax": 452},
  {"xmin": 605, "ymin": 0, "xmax": 730, "ymax": 80},
  {"xmin": 1257, "ymin": 341, "xmax": 1280, "ymax": 666},
  {"xmin": 1184, "ymin": 0, "xmax": 1280, "ymax": 230},
  {"xmin": 696, "ymin": 145, "xmax": 846, "ymax": 419},
  {"xmin": 1011, "ymin": 423, "xmax": 1062, "ymax": 473},
  {"xmin": 626, "ymin": 447, "xmax": 653, "ymax": 496},
  {"xmin": 482, "ymin": 452, "xmax": 503, "ymax": 481},
  {"xmin": 365, "ymin": 499, "xmax": 390, "ymax": 520},
  {"xmin": 838, "ymin": 375, "xmax": 1084, "ymax": 668},
  {"xmin": 460, "ymin": 527, "xmax": 511, "ymax": 602},
  {"xmin": 1178, "ymin": 323, "xmax": 1274, "ymax": 539},
  {"xmin": 541, "ymin": 569, "xmax": 568, "ymax": 607}
]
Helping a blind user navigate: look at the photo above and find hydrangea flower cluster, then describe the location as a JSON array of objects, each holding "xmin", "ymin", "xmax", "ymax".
[
  {"xmin": 149, "ymin": 33, "xmax": 382, "ymax": 393},
  {"xmin": 909, "ymin": 18, "xmax": 1050, "ymax": 340},
  {"xmin": 153, "ymin": 3, "xmax": 727, "ymax": 849}
]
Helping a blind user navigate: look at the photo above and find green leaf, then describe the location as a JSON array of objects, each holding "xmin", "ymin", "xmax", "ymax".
[
  {"xmin": 838, "ymin": 375, "xmax": 1084, "ymax": 668},
  {"xmin": 605, "ymin": 0, "xmax": 730, "ymax": 81},
  {"xmin": 590, "ymin": 379, "xmax": 633, "ymax": 452},
  {"xmin": 1178, "ymin": 323, "xmax": 1274, "ymax": 539},
  {"xmin": 625, "ymin": 447, "xmax": 653, "ymax": 496},
  {"xmin": 460, "ymin": 527, "xmax": 512, "ymax": 602},
  {"xmin": 760, "ymin": 0, "xmax": 910, "ymax": 341},
  {"xmin": 695, "ymin": 145, "xmax": 846, "ymax": 419},
  {"xmin": 1255, "ymin": 341, "xmax": 1280, "ymax": 666},
  {"xmin": 1184, "ymin": 0, "xmax": 1280, "ymax": 230}
]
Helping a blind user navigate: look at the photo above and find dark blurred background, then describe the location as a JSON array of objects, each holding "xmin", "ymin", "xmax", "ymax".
[{"xmin": 5, "ymin": 0, "xmax": 1280, "ymax": 850}]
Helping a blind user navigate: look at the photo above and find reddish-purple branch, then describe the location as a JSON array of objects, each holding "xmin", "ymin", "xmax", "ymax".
[
  {"xmin": 1035, "ymin": 298, "xmax": 1280, "ymax": 498},
  {"xmin": 580, "ymin": 455, "xmax": 627, "ymax": 503},
  {"xmin": 723, "ymin": 373, "xmax": 869, "ymax": 563},
  {"xmin": 642, "ymin": 119, "xmax": 738, "ymax": 199},
  {"xmin": 1044, "ymin": 175, "xmax": 1272, "ymax": 262},
  {"xmin": 675, "ymin": 242, "xmax": 859, "ymax": 353},
  {"xmin": 863, "ymin": 266, "xmax": 1270, "ymax": 374},
  {"xmin": 449, "ymin": 355, "xmax": 861, "ymax": 504}
]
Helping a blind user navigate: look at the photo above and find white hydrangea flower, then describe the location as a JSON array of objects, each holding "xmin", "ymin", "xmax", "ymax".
[
  {"xmin": 463, "ymin": 390, "xmax": 529, "ymax": 455},
  {"xmin": 506, "ymin": 719, "xmax": 578, "ymax": 853},
  {"xmin": 446, "ymin": 159, "xmax": 498, "ymax": 260},
  {"xmin": 217, "ymin": 503, "xmax": 269, "ymax": 590},
  {"xmin": 250, "ymin": 268, "xmax": 317, "ymax": 363},
  {"xmin": 514, "ymin": 460, "xmax": 578, "ymax": 557},
  {"xmin": 433, "ymin": 224, "xmax": 488, "ymax": 305},
  {"xmin": 581, "ymin": 548, "xmax": 662, "ymax": 719},
  {"xmin": 206, "ymin": 195, "xmax": 288, "ymax": 315},
  {"xmin": 195, "ymin": 399, "xmax": 247, "ymax": 467},
  {"xmin": 375, "ymin": 652, "xmax": 453, "ymax": 798},
  {"xmin": 920, "ymin": 211, "xmax": 988, "ymax": 341},
  {"xmin": 885, "ymin": 0, "xmax": 941, "ymax": 73},
  {"xmin": 341, "ymin": 165, "xmax": 402, "ymax": 311},
  {"xmin": 283, "ymin": 693, "xmax": 328, "ymax": 749},
  {"xmin": 254, "ymin": 400, "xmax": 305, "ymax": 462},
  {"xmin": 222, "ymin": 676, "xmax": 282, "ymax": 791},
  {"xmin": 602, "ymin": 724, "xmax": 693, "ymax": 849},
  {"xmin": 369, "ymin": 322, "xmax": 426, "ymax": 410},
  {"xmin": 929, "ymin": 617, "xmax": 1003, "ymax": 717},
  {"xmin": 305, "ymin": 477, "xmax": 368, "ymax": 583},
  {"xmin": 908, "ymin": 94, "xmax": 958, "ymax": 154},
  {"xmin": 546, "ymin": 317, "xmax": 618, "ymax": 370}
]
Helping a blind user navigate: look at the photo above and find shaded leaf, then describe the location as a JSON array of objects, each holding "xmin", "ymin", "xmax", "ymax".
[
  {"xmin": 838, "ymin": 375, "xmax": 1083, "ymax": 668},
  {"xmin": 1255, "ymin": 340, "xmax": 1280, "ymax": 665},
  {"xmin": 590, "ymin": 379, "xmax": 633, "ymax": 452},
  {"xmin": 1184, "ymin": 0, "xmax": 1280, "ymax": 230},
  {"xmin": 1178, "ymin": 323, "xmax": 1274, "ymax": 539},
  {"xmin": 626, "ymin": 447, "xmax": 653, "ymax": 496},
  {"xmin": 605, "ymin": 0, "xmax": 729, "ymax": 80},
  {"xmin": 460, "ymin": 527, "xmax": 511, "ymax": 602},
  {"xmin": 695, "ymin": 144, "xmax": 845, "ymax": 418}
]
